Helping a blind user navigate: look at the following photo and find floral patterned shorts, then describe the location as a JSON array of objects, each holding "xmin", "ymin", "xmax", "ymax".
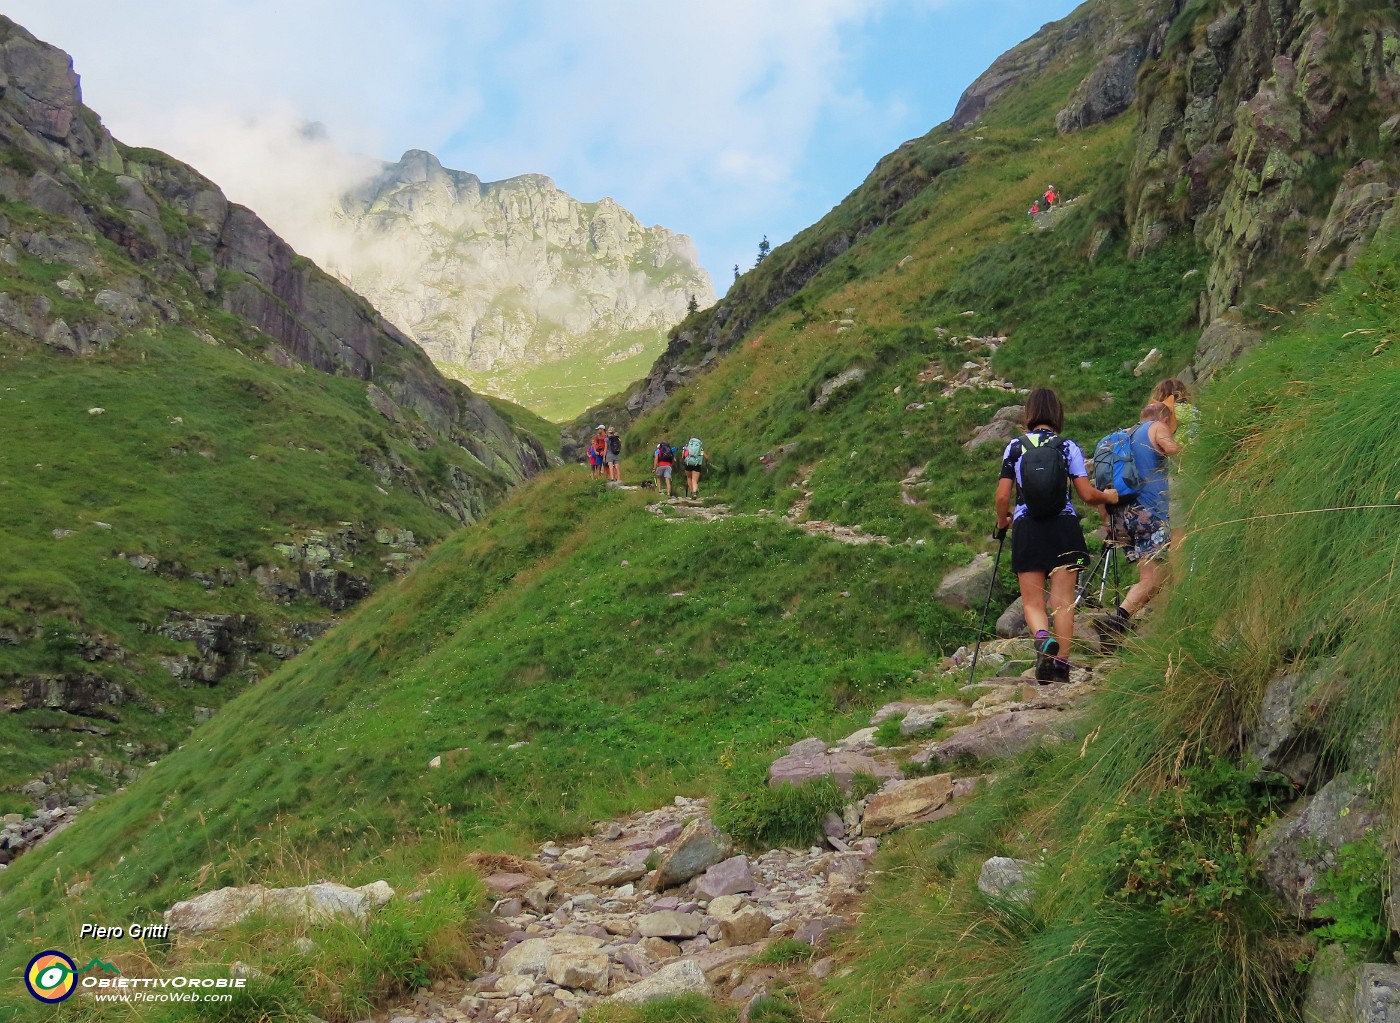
[{"xmin": 1112, "ymin": 502, "xmax": 1170, "ymax": 563}]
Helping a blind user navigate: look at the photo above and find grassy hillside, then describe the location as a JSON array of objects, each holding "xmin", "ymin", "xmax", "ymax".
[
  {"xmin": 0, "ymin": 23, "xmax": 1213, "ymax": 1018},
  {"xmin": 455, "ymin": 327, "xmax": 668, "ymax": 423},
  {"xmin": 0, "ymin": 319, "xmax": 520, "ymax": 795},
  {"xmin": 0, "ymin": 16, "xmax": 552, "ymax": 805},
  {"xmin": 615, "ymin": 79, "xmax": 1201, "ymax": 544},
  {"xmin": 820, "ymin": 222, "xmax": 1400, "ymax": 1023},
  {"xmin": 0, "ymin": 469, "xmax": 972, "ymax": 1014},
  {"xmin": 4, "ymin": 2, "xmax": 1397, "ymax": 1020}
]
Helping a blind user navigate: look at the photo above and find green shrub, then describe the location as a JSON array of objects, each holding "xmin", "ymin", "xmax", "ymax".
[
  {"xmin": 1095, "ymin": 758, "xmax": 1286, "ymax": 920},
  {"xmin": 1313, "ymin": 834, "xmax": 1394, "ymax": 960},
  {"xmin": 713, "ymin": 769, "xmax": 844, "ymax": 850}
]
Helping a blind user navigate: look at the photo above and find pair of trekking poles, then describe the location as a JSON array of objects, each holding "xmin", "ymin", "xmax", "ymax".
[{"xmin": 966, "ymin": 526, "xmax": 1122, "ymax": 686}]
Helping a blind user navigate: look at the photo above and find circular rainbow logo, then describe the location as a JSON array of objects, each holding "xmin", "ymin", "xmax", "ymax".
[{"xmin": 25, "ymin": 950, "xmax": 78, "ymax": 1003}]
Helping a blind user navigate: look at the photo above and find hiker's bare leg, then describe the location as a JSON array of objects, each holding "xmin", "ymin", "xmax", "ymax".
[
  {"xmin": 1048, "ymin": 566, "xmax": 1079, "ymax": 657},
  {"xmin": 1018, "ymin": 571, "xmax": 1049, "ymax": 635},
  {"xmin": 1122, "ymin": 557, "xmax": 1165, "ymax": 615}
]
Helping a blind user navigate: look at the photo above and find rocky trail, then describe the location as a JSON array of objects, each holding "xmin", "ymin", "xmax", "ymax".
[
  {"xmin": 637, "ymin": 479, "xmax": 890, "ymax": 548},
  {"xmin": 149, "ymin": 635, "xmax": 1102, "ymax": 1023},
  {"xmin": 358, "ymin": 636, "xmax": 1097, "ymax": 1022}
]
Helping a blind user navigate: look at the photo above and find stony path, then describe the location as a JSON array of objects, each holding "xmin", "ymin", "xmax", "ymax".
[
  {"xmin": 365, "ymin": 637, "xmax": 1101, "ymax": 1023},
  {"xmin": 641, "ymin": 483, "xmax": 891, "ymax": 548}
]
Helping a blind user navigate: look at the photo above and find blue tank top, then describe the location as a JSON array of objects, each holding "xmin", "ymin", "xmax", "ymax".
[{"xmin": 1130, "ymin": 423, "xmax": 1169, "ymax": 520}]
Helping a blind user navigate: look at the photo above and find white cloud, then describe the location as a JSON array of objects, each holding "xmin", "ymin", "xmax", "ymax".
[{"xmin": 8, "ymin": 0, "xmax": 978, "ymax": 284}]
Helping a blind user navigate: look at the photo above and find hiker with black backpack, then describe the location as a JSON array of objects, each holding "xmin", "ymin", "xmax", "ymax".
[
  {"xmin": 1097, "ymin": 400, "xmax": 1181, "ymax": 647},
  {"xmin": 605, "ymin": 427, "xmax": 622, "ymax": 483},
  {"xmin": 995, "ymin": 388, "xmax": 1118, "ymax": 683},
  {"xmin": 653, "ymin": 439, "xmax": 676, "ymax": 497}
]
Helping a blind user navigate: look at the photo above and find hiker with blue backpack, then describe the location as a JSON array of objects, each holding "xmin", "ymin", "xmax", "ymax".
[
  {"xmin": 1096, "ymin": 400, "xmax": 1181, "ymax": 646},
  {"xmin": 995, "ymin": 388, "xmax": 1119, "ymax": 683},
  {"xmin": 681, "ymin": 437, "xmax": 708, "ymax": 499}
]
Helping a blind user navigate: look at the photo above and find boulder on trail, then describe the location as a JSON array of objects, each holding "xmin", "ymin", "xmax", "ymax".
[
  {"xmin": 768, "ymin": 737, "xmax": 901, "ymax": 791},
  {"xmin": 860, "ymin": 774, "xmax": 955, "ymax": 835},
  {"xmin": 649, "ymin": 817, "xmax": 732, "ymax": 890},
  {"xmin": 605, "ymin": 959, "xmax": 712, "ymax": 1005},
  {"xmin": 936, "ymin": 553, "xmax": 996, "ymax": 610}
]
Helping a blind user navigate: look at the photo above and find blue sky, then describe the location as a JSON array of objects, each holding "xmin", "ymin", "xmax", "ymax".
[{"xmin": 10, "ymin": 0, "xmax": 1083, "ymax": 293}]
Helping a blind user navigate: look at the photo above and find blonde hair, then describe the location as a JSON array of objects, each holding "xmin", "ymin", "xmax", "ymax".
[{"xmin": 1151, "ymin": 378, "xmax": 1190, "ymax": 403}]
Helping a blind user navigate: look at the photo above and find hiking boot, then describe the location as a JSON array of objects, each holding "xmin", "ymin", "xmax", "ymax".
[
  {"xmin": 1097, "ymin": 614, "xmax": 1129, "ymax": 652},
  {"xmin": 1033, "ymin": 636, "xmax": 1060, "ymax": 682},
  {"xmin": 1049, "ymin": 657, "xmax": 1072, "ymax": 684}
]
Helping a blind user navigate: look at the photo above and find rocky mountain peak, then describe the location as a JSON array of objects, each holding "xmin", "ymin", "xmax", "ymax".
[{"xmin": 326, "ymin": 150, "xmax": 713, "ymax": 420}]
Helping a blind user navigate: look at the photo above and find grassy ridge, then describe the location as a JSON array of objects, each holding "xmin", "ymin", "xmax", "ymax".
[
  {"xmin": 821, "ymin": 228, "xmax": 1400, "ymax": 1023},
  {"xmin": 0, "ymin": 319, "xmax": 517, "ymax": 791},
  {"xmin": 0, "ymin": 471, "xmax": 970, "ymax": 994},
  {"xmin": 619, "ymin": 116, "xmax": 1201, "ymax": 547}
]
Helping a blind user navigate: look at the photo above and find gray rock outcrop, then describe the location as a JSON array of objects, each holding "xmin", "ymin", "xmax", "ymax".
[
  {"xmin": 1257, "ymin": 773, "xmax": 1386, "ymax": 920},
  {"xmin": 1126, "ymin": 0, "xmax": 1400, "ymax": 324},
  {"xmin": 1248, "ymin": 662, "xmax": 1341, "ymax": 788},
  {"xmin": 978, "ymin": 857, "xmax": 1035, "ymax": 905},
  {"xmin": 936, "ymin": 553, "xmax": 996, "ymax": 610},
  {"xmin": 768, "ymin": 737, "xmax": 901, "ymax": 791},
  {"xmin": 163, "ymin": 880, "xmax": 395, "ymax": 933}
]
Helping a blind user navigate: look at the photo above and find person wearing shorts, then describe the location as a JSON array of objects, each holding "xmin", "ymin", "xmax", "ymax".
[
  {"xmin": 1100, "ymin": 401, "xmax": 1181, "ymax": 645},
  {"xmin": 604, "ymin": 428, "xmax": 621, "ymax": 482},
  {"xmin": 590, "ymin": 425, "xmax": 607, "ymax": 480},
  {"xmin": 995, "ymin": 388, "xmax": 1117, "ymax": 683},
  {"xmin": 653, "ymin": 441, "xmax": 675, "ymax": 496}
]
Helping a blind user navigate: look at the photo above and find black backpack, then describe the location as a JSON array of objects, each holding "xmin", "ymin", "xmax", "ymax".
[
  {"xmin": 657, "ymin": 441, "xmax": 674, "ymax": 462},
  {"xmin": 1018, "ymin": 433, "xmax": 1069, "ymax": 519},
  {"xmin": 608, "ymin": 434, "xmax": 621, "ymax": 455}
]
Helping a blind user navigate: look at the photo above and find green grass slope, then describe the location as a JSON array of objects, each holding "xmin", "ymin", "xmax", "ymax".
[
  {"xmin": 0, "ymin": 315, "xmax": 520, "ymax": 794},
  {"xmin": 821, "ymin": 226, "xmax": 1400, "ymax": 1023},
  {"xmin": 0, "ymin": 14, "xmax": 1213, "ymax": 1016},
  {"xmin": 4, "ymin": 3, "xmax": 1395, "ymax": 1020},
  {"xmin": 0, "ymin": 470, "xmax": 972, "ymax": 1009}
]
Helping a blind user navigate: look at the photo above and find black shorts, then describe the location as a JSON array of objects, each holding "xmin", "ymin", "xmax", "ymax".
[{"xmin": 1011, "ymin": 514, "xmax": 1089, "ymax": 575}]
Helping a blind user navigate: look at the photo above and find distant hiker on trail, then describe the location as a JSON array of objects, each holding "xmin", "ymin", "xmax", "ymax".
[
  {"xmin": 653, "ymin": 440, "xmax": 676, "ymax": 496},
  {"xmin": 605, "ymin": 427, "xmax": 622, "ymax": 482},
  {"xmin": 1099, "ymin": 401, "xmax": 1182, "ymax": 648},
  {"xmin": 1044, "ymin": 184, "xmax": 1058, "ymax": 207},
  {"xmin": 591, "ymin": 425, "xmax": 608, "ymax": 480},
  {"xmin": 681, "ymin": 437, "xmax": 709, "ymax": 500},
  {"xmin": 1028, "ymin": 200, "xmax": 1041, "ymax": 217},
  {"xmin": 995, "ymin": 387, "xmax": 1118, "ymax": 683}
]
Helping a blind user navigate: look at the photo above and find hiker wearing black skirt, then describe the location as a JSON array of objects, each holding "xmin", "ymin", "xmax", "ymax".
[{"xmin": 995, "ymin": 388, "xmax": 1118, "ymax": 683}]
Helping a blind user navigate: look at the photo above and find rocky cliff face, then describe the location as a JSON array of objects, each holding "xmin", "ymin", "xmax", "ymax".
[
  {"xmin": 0, "ymin": 17, "xmax": 548, "ymax": 482},
  {"xmin": 0, "ymin": 17, "xmax": 553, "ymax": 799},
  {"xmin": 1126, "ymin": 0, "xmax": 1400, "ymax": 339},
  {"xmin": 325, "ymin": 151, "xmax": 713, "ymax": 418}
]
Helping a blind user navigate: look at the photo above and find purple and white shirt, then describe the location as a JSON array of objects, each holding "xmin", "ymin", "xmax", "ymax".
[{"xmin": 999, "ymin": 429, "xmax": 1088, "ymax": 520}]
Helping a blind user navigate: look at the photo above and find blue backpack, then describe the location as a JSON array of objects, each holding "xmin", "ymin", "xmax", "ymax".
[{"xmin": 1092, "ymin": 424, "xmax": 1147, "ymax": 501}]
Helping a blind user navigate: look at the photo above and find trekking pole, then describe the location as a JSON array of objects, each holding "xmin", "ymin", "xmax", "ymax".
[{"xmin": 967, "ymin": 527, "xmax": 1008, "ymax": 688}]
